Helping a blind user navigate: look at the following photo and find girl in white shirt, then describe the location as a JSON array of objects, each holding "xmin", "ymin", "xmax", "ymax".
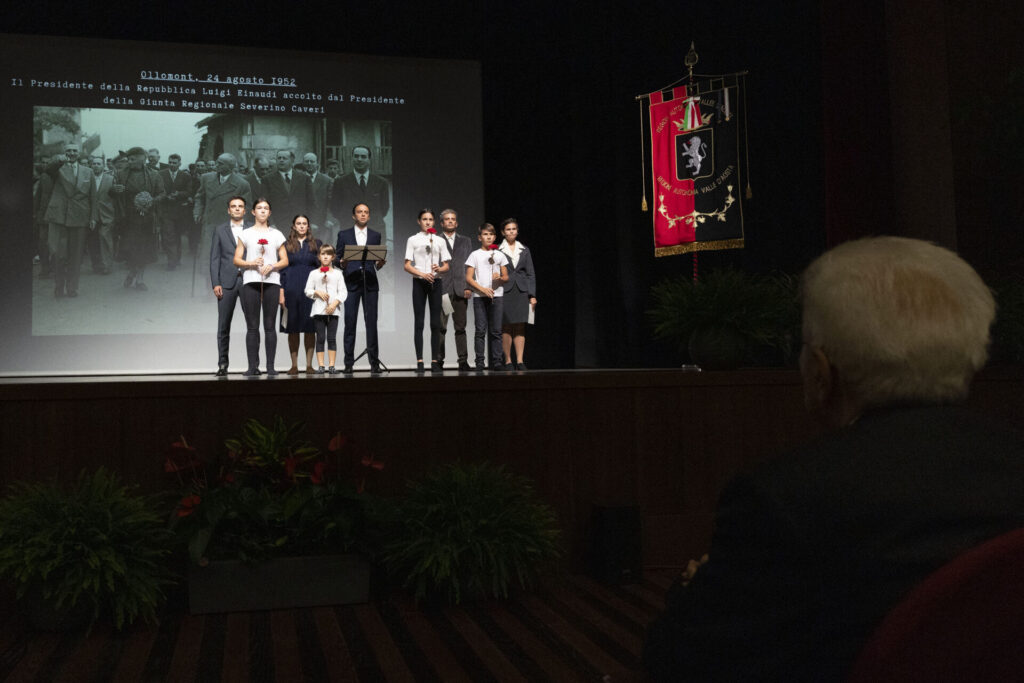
[
  {"xmin": 232, "ymin": 198, "xmax": 289, "ymax": 376},
  {"xmin": 403, "ymin": 209, "xmax": 450, "ymax": 373},
  {"xmin": 304, "ymin": 244, "xmax": 347, "ymax": 373}
]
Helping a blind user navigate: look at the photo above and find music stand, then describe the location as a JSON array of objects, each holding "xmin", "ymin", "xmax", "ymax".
[{"xmin": 341, "ymin": 244, "xmax": 389, "ymax": 372}]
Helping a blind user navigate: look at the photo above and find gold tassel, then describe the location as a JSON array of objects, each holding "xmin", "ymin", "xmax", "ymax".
[
  {"xmin": 641, "ymin": 196, "xmax": 649, "ymax": 212},
  {"xmin": 745, "ymin": 183, "xmax": 752, "ymax": 200}
]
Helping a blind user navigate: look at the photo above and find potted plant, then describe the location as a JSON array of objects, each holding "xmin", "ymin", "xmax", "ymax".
[
  {"xmin": 0, "ymin": 468, "xmax": 174, "ymax": 631},
  {"xmin": 648, "ymin": 267, "xmax": 800, "ymax": 369},
  {"xmin": 380, "ymin": 461, "xmax": 561, "ymax": 605},
  {"xmin": 166, "ymin": 417, "xmax": 382, "ymax": 614}
]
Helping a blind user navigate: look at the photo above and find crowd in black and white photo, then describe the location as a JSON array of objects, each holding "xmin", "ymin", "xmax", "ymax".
[{"xmin": 32, "ymin": 141, "xmax": 389, "ymax": 298}]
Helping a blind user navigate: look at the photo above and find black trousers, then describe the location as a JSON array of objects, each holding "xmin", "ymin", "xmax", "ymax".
[
  {"xmin": 216, "ymin": 276, "xmax": 242, "ymax": 368},
  {"xmin": 472, "ymin": 296, "xmax": 504, "ymax": 368},
  {"xmin": 239, "ymin": 282, "xmax": 281, "ymax": 371},
  {"xmin": 439, "ymin": 292, "xmax": 469, "ymax": 363},
  {"xmin": 343, "ymin": 286, "xmax": 379, "ymax": 367},
  {"xmin": 411, "ymin": 278, "xmax": 442, "ymax": 362},
  {"xmin": 314, "ymin": 314, "xmax": 339, "ymax": 352}
]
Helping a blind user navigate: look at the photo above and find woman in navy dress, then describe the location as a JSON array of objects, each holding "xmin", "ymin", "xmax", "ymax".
[{"xmin": 278, "ymin": 214, "xmax": 321, "ymax": 374}]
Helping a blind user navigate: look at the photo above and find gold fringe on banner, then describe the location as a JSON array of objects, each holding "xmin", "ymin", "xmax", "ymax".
[{"xmin": 655, "ymin": 238, "xmax": 745, "ymax": 257}]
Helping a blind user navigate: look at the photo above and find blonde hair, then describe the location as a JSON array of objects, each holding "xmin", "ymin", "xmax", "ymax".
[{"xmin": 801, "ymin": 236, "xmax": 994, "ymax": 405}]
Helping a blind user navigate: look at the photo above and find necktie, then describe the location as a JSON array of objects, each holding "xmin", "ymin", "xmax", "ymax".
[
  {"xmin": 285, "ymin": 172, "xmax": 291, "ymax": 189},
  {"xmin": 359, "ymin": 175, "xmax": 366, "ymax": 191}
]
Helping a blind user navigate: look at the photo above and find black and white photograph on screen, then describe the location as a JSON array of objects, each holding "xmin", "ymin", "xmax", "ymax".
[{"xmin": 32, "ymin": 106, "xmax": 394, "ymax": 337}]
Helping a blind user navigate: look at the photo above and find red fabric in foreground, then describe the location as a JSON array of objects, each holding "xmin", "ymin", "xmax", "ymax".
[{"xmin": 847, "ymin": 527, "xmax": 1024, "ymax": 683}]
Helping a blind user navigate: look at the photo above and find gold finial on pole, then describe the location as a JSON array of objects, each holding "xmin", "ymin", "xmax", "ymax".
[{"xmin": 685, "ymin": 42, "xmax": 699, "ymax": 83}]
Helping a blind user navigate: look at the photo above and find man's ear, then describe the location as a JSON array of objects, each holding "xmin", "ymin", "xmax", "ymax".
[{"xmin": 804, "ymin": 345, "xmax": 834, "ymax": 409}]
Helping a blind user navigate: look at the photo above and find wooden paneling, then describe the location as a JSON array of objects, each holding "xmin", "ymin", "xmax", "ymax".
[{"xmin": 3, "ymin": 368, "xmax": 1021, "ymax": 568}]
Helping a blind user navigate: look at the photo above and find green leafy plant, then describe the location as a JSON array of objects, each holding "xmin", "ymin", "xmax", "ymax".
[
  {"xmin": 381, "ymin": 461, "xmax": 561, "ymax": 605},
  {"xmin": 167, "ymin": 417, "xmax": 383, "ymax": 565},
  {"xmin": 648, "ymin": 268, "xmax": 800, "ymax": 365},
  {"xmin": 0, "ymin": 468, "xmax": 174, "ymax": 630}
]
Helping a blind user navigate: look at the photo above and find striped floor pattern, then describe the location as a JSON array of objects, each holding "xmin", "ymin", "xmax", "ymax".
[{"xmin": 0, "ymin": 572, "xmax": 672, "ymax": 682}]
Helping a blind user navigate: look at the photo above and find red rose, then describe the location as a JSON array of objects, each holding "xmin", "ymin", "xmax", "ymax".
[
  {"xmin": 320, "ymin": 266, "xmax": 330, "ymax": 272},
  {"xmin": 176, "ymin": 494, "xmax": 201, "ymax": 517},
  {"xmin": 427, "ymin": 228, "xmax": 437, "ymax": 234},
  {"xmin": 489, "ymin": 244, "xmax": 499, "ymax": 250},
  {"xmin": 257, "ymin": 238, "xmax": 269, "ymax": 245}
]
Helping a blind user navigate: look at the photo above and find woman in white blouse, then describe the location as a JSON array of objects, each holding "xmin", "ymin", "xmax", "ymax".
[
  {"xmin": 498, "ymin": 218, "xmax": 537, "ymax": 370},
  {"xmin": 232, "ymin": 198, "xmax": 289, "ymax": 376},
  {"xmin": 403, "ymin": 209, "xmax": 450, "ymax": 373}
]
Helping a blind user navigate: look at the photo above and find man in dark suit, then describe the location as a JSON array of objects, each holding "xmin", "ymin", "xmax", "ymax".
[
  {"xmin": 44, "ymin": 141, "xmax": 94, "ymax": 298},
  {"xmin": 158, "ymin": 153, "xmax": 192, "ymax": 270},
  {"xmin": 329, "ymin": 146, "xmax": 390, "ymax": 233},
  {"xmin": 210, "ymin": 196, "xmax": 251, "ymax": 376},
  {"xmin": 193, "ymin": 153, "xmax": 251, "ymax": 295},
  {"xmin": 644, "ymin": 236, "xmax": 1024, "ymax": 682},
  {"xmin": 244, "ymin": 154, "xmax": 272, "ymax": 201},
  {"xmin": 262, "ymin": 149, "xmax": 312, "ymax": 230},
  {"xmin": 336, "ymin": 202, "xmax": 386, "ymax": 374},
  {"xmin": 437, "ymin": 208, "xmax": 474, "ymax": 371},
  {"xmin": 87, "ymin": 156, "xmax": 114, "ymax": 274},
  {"xmin": 302, "ymin": 152, "xmax": 334, "ymax": 245},
  {"xmin": 146, "ymin": 148, "xmax": 169, "ymax": 172}
]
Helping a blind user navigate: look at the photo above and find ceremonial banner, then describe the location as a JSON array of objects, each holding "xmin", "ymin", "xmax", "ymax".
[{"xmin": 648, "ymin": 83, "xmax": 745, "ymax": 256}]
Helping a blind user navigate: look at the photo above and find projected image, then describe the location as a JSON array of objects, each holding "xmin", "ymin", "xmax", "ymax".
[{"xmin": 32, "ymin": 107, "xmax": 394, "ymax": 336}]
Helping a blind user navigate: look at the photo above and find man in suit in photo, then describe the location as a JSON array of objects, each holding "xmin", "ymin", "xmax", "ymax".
[
  {"xmin": 86, "ymin": 156, "xmax": 114, "ymax": 275},
  {"xmin": 192, "ymin": 153, "xmax": 251, "ymax": 295},
  {"xmin": 262, "ymin": 149, "xmax": 312, "ymax": 230},
  {"xmin": 146, "ymin": 148, "xmax": 168, "ymax": 172},
  {"xmin": 437, "ymin": 208, "xmax": 474, "ymax": 371},
  {"xmin": 643, "ymin": 236, "xmax": 1024, "ymax": 682},
  {"xmin": 187, "ymin": 160, "xmax": 208, "ymax": 256},
  {"xmin": 303, "ymin": 152, "xmax": 334, "ymax": 245},
  {"xmin": 158, "ymin": 153, "xmax": 192, "ymax": 270},
  {"xmin": 325, "ymin": 158, "xmax": 340, "ymax": 180},
  {"xmin": 244, "ymin": 154, "xmax": 272, "ymax": 200},
  {"xmin": 329, "ymin": 146, "xmax": 390, "ymax": 234},
  {"xmin": 210, "ymin": 196, "xmax": 251, "ymax": 376},
  {"xmin": 336, "ymin": 202, "xmax": 386, "ymax": 374},
  {"xmin": 44, "ymin": 141, "xmax": 94, "ymax": 298}
]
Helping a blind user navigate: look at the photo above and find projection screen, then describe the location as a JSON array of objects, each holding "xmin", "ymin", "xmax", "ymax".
[{"xmin": 0, "ymin": 33, "xmax": 483, "ymax": 375}]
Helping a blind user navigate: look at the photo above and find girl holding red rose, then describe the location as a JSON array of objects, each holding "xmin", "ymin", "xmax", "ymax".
[
  {"xmin": 304, "ymin": 244, "xmax": 347, "ymax": 373},
  {"xmin": 233, "ymin": 198, "xmax": 289, "ymax": 376},
  {"xmin": 403, "ymin": 209, "xmax": 451, "ymax": 373}
]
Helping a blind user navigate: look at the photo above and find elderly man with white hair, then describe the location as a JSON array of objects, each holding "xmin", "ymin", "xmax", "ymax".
[{"xmin": 644, "ymin": 236, "xmax": 1024, "ymax": 682}]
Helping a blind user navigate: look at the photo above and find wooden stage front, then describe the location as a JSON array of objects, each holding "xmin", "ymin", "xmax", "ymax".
[{"xmin": 3, "ymin": 367, "xmax": 1022, "ymax": 568}]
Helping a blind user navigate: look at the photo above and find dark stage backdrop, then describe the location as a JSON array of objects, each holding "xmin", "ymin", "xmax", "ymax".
[{"xmin": 0, "ymin": 1, "xmax": 827, "ymax": 372}]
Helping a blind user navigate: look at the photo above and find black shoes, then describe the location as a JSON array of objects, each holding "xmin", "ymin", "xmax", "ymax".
[
  {"xmin": 370, "ymin": 363, "xmax": 383, "ymax": 375},
  {"xmin": 343, "ymin": 365, "xmax": 354, "ymax": 375},
  {"xmin": 243, "ymin": 368, "xmax": 261, "ymax": 377},
  {"xmin": 328, "ymin": 366, "xmax": 337, "ymax": 375},
  {"xmin": 265, "ymin": 368, "xmax": 279, "ymax": 377},
  {"xmin": 516, "ymin": 362, "xmax": 528, "ymax": 371},
  {"xmin": 415, "ymin": 361, "xmax": 425, "ymax": 374},
  {"xmin": 430, "ymin": 361, "xmax": 443, "ymax": 374},
  {"xmin": 316, "ymin": 366, "xmax": 326, "ymax": 374},
  {"xmin": 215, "ymin": 366, "xmax": 228, "ymax": 377},
  {"xmin": 458, "ymin": 361, "xmax": 472, "ymax": 373}
]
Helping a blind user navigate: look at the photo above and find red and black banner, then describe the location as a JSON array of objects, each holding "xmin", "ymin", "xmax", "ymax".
[{"xmin": 647, "ymin": 81, "xmax": 745, "ymax": 257}]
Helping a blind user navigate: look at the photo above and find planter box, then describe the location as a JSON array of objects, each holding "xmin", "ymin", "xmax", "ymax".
[{"xmin": 188, "ymin": 554, "xmax": 370, "ymax": 614}]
